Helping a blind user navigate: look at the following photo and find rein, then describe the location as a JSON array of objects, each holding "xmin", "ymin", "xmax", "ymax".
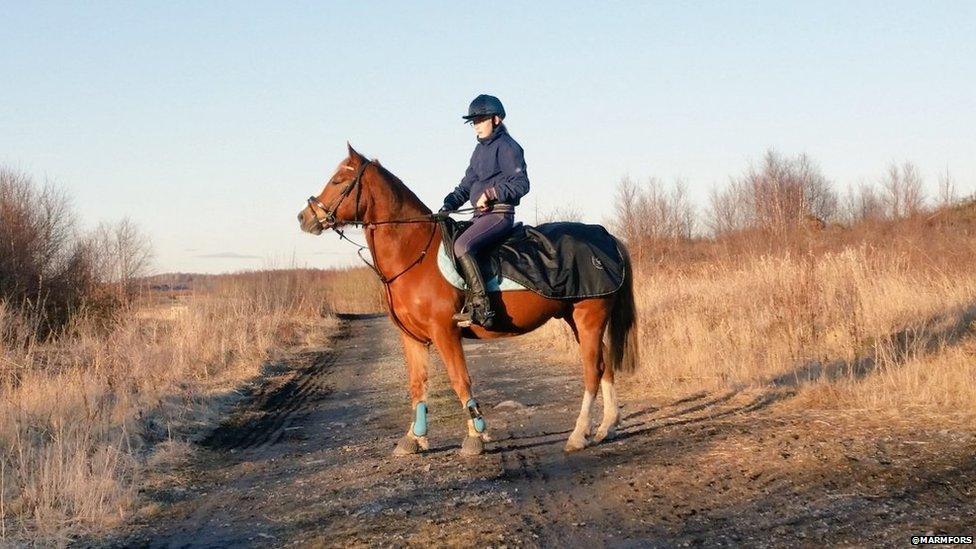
[
  {"xmin": 306, "ymin": 161, "xmax": 475, "ymax": 282},
  {"xmin": 306, "ymin": 161, "xmax": 476, "ymax": 344}
]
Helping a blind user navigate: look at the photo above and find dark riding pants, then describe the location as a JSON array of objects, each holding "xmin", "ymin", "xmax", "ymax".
[{"xmin": 453, "ymin": 212, "xmax": 514, "ymax": 258}]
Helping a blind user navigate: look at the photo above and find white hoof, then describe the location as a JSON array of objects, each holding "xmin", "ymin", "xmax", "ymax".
[
  {"xmin": 593, "ymin": 427, "xmax": 615, "ymax": 444},
  {"xmin": 564, "ymin": 434, "xmax": 588, "ymax": 452}
]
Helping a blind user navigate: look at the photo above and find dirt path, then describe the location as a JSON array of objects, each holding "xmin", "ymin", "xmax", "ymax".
[{"xmin": 103, "ymin": 314, "xmax": 976, "ymax": 548}]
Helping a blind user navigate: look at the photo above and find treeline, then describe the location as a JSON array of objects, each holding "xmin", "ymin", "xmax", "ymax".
[{"xmin": 611, "ymin": 149, "xmax": 966, "ymax": 264}]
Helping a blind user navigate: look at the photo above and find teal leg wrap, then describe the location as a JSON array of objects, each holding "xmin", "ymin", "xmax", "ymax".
[
  {"xmin": 466, "ymin": 398, "xmax": 486, "ymax": 433},
  {"xmin": 412, "ymin": 402, "xmax": 428, "ymax": 437}
]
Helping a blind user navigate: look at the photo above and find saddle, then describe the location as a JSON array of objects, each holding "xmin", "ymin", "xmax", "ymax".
[{"xmin": 438, "ymin": 218, "xmax": 626, "ymax": 299}]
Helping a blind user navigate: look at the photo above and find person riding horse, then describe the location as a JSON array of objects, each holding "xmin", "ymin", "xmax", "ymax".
[{"xmin": 440, "ymin": 94, "xmax": 530, "ymax": 329}]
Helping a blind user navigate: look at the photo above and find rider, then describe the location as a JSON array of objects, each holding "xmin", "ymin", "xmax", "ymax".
[{"xmin": 440, "ymin": 94, "xmax": 530, "ymax": 328}]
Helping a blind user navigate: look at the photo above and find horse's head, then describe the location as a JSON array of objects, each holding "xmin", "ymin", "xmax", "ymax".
[{"xmin": 298, "ymin": 144, "xmax": 371, "ymax": 235}]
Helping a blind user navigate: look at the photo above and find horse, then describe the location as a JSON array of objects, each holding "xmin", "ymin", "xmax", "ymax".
[{"xmin": 297, "ymin": 144, "xmax": 639, "ymax": 456}]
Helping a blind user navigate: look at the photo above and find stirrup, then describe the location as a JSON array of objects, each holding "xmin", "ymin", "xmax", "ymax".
[
  {"xmin": 451, "ymin": 309, "xmax": 474, "ymax": 328},
  {"xmin": 453, "ymin": 304, "xmax": 474, "ymax": 327},
  {"xmin": 461, "ymin": 305, "xmax": 494, "ymax": 328},
  {"xmin": 453, "ymin": 304, "xmax": 494, "ymax": 328}
]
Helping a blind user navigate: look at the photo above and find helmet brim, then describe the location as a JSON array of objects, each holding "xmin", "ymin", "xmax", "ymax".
[{"xmin": 461, "ymin": 114, "xmax": 503, "ymax": 122}]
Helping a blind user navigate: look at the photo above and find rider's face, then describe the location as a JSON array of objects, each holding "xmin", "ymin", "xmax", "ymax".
[{"xmin": 472, "ymin": 116, "xmax": 499, "ymax": 139}]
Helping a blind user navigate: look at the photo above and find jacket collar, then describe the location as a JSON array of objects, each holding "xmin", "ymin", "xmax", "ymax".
[{"xmin": 477, "ymin": 123, "xmax": 507, "ymax": 145}]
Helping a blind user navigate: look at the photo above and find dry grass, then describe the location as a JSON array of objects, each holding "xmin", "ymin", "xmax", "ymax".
[
  {"xmin": 533, "ymin": 211, "xmax": 976, "ymax": 424},
  {"xmin": 0, "ymin": 272, "xmax": 349, "ymax": 545}
]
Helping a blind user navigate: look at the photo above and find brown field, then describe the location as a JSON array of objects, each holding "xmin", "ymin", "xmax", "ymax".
[{"xmin": 2, "ymin": 158, "xmax": 975, "ymax": 544}]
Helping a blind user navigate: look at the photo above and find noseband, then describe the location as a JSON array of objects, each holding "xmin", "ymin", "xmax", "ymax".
[{"xmin": 307, "ymin": 160, "xmax": 372, "ymax": 229}]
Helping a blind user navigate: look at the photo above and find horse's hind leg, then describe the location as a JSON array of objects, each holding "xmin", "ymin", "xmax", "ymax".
[
  {"xmin": 393, "ymin": 333, "xmax": 431, "ymax": 456},
  {"xmin": 566, "ymin": 300, "xmax": 610, "ymax": 452},
  {"xmin": 594, "ymin": 366, "xmax": 620, "ymax": 443}
]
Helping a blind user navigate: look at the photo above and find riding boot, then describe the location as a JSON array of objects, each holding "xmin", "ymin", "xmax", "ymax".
[{"xmin": 452, "ymin": 253, "xmax": 495, "ymax": 328}]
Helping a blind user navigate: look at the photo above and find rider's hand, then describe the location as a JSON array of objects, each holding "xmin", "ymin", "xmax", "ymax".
[{"xmin": 476, "ymin": 193, "xmax": 490, "ymax": 212}]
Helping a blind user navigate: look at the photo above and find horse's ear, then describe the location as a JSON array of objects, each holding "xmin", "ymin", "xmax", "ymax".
[{"xmin": 347, "ymin": 142, "xmax": 361, "ymax": 162}]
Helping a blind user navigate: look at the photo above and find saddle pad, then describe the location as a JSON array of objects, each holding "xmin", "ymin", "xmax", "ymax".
[
  {"xmin": 437, "ymin": 243, "xmax": 529, "ymax": 292},
  {"xmin": 438, "ymin": 219, "xmax": 626, "ymax": 299}
]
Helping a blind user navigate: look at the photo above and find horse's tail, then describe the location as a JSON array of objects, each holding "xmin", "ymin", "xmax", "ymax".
[{"xmin": 607, "ymin": 239, "xmax": 640, "ymax": 375}]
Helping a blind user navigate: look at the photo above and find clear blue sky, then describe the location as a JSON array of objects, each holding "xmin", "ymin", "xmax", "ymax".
[{"xmin": 2, "ymin": 2, "xmax": 974, "ymax": 273}]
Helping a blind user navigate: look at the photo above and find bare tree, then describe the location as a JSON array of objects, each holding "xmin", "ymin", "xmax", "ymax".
[
  {"xmin": 706, "ymin": 181, "xmax": 743, "ymax": 235},
  {"xmin": 842, "ymin": 182, "xmax": 886, "ymax": 223},
  {"xmin": 881, "ymin": 161, "xmax": 925, "ymax": 218},
  {"xmin": 538, "ymin": 204, "xmax": 584, "ymax": 223},
  {"xmin": 0, "ymin": 167, "xmax": 96, "ymax": 335},
  {"xmin": 706, "ymin": 150, "xmax": 838, "ymax": 236},
  {"xmin": 611, "ymin": 176, "xmax": 641, "ymax": 243},
  {"xmin": 91, "ymin": 218, "xmax": 154, "ymax": 298},
  {"xmin": 612, "ymin": 176, "xmax": 695, "ymax": 263},
  {"xmin": 938, "ymin": 166, "xmax": 957, "ymax": 207}
]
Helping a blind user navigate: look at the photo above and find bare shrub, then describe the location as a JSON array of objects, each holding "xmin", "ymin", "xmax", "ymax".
[
  {"xmin": 707, "ymin": 150, "xmax": 838, "ymax": 236},
  {"xmin": 611, "ymin": 176, "xmax": 695, "ymax": 264},
  {"xmin": 537, "ymin": 203, "xmax": 583, "ymax": 224},
  {"xmin": 0, "ymin": 167, "xmax": 99, "ymax": 336},
  {"xmin": 842, "ymin": 182, "xmax": 887, "ymax": 223},
  {"xmin": 706, "ymin": 181, "xmax": 748, "ymax": 235},
  {"xmin": 938, "ymin": 167, "xmax": 957, "ymax": 207},
  {"xmin": 90, "ymin": 218, "xmax": 154, "ymax": 301},
  {"xmin": 881, "ymin": 161, "xmax": 925, "ymax": 218}
]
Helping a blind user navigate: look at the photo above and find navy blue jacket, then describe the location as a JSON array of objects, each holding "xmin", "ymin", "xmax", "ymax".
[{"xmin": 441, "ymin": 124, "xmax": 530, "ymax": 211}]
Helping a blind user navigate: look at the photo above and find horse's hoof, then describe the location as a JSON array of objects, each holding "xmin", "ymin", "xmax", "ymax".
[
  {"xmin": 593, "ymin": 428, "xmax": 615, "ymax": 444},
  {"xmin": 564, "ymin": 435, "xmax": 588, "ymax": 452},
  {"xmin": 393, "ymin": 435, "xmax": 423, "ymax": 456},
  {"xmin": 459, "ymin": 435, "xmax": 485, "ymax": 456}
]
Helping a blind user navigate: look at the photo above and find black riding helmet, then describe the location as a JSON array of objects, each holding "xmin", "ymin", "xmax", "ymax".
[{"xmin": 462, "ymin": 94, "xmax": 505, "ymax": 122}]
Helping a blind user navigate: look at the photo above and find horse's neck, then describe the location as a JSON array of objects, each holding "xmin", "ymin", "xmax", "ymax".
[
  {"xmin": 365, "ymin": 169, "xmax": 430, "ymax": 221},
  {"xmin": 364, "ymin": 171, "xmax": 440, "ymax": 278}
]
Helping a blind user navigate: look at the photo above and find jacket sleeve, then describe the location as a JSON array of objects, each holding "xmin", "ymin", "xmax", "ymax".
[
  {"xmin": 486, "ymin": 141, "xmax": 529, "ymax": 204},
  {"xmin": 442, "ymin": 154, "xmax": 477, "ymax": 210}
]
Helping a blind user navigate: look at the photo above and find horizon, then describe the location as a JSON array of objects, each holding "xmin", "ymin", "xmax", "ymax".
[{"xmin": 3, "ymin": 2, "xmax": 974, "ymax": 274}]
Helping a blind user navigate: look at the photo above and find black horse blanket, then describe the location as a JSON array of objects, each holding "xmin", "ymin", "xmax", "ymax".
[{"xmin": 440, "ymin": 218, "xmax": 626, "ymax": 299}]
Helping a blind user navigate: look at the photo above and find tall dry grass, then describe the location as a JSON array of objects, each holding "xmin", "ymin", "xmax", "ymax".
[
  {"xmin": 0, "ymin": 272, "xmax": 347, "ymax": 544},
  {"xmin": 630, "ymin": 240, "xmax": 976, "ymax": 399},
  {"xmin": 536, "ymin": 192, "xmax": 976, "ymax": 422}
]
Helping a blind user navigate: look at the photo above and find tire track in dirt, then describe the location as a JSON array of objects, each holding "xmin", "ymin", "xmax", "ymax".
[{"xmin": 201, "ymin": 350, "xmax": 339, "ymax": 452}]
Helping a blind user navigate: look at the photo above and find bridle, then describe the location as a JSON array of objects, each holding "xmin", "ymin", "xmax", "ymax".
[
  {"xmin": 306, "ymin": 160, "xmax": 373, "ymax": 229},
  {"xmin": 305, "ymin": 159, "xmax": 474, "ymax": 345}
]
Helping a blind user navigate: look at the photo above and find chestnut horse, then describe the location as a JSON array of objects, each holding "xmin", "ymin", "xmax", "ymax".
[{"xmin": 297, "ymin": 145, "xmax": 639, "ymax": 456}]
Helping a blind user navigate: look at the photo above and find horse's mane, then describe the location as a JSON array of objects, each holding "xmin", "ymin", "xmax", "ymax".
[{"xmin": 367, "ymin": 157, "xmax": 433, "ymax": 215}]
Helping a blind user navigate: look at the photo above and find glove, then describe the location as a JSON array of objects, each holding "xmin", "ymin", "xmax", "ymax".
[{"xmin": 432, "ymin": 206, "xmax": 451, "ymax": 221}]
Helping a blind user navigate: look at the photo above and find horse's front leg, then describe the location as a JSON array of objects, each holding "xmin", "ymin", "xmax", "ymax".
[
  {"xmin": 393, "ymin": 333, "xmax": 431, "ymax": 456},
  {"xmin": 431, "ymin": 328, "xmax": 489, "ymax": 456}
]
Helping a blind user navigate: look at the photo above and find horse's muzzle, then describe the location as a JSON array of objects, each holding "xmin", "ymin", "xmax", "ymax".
[{"xmin": 298, "ymin": 208, "xmax": 325, "ymax": 235}]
